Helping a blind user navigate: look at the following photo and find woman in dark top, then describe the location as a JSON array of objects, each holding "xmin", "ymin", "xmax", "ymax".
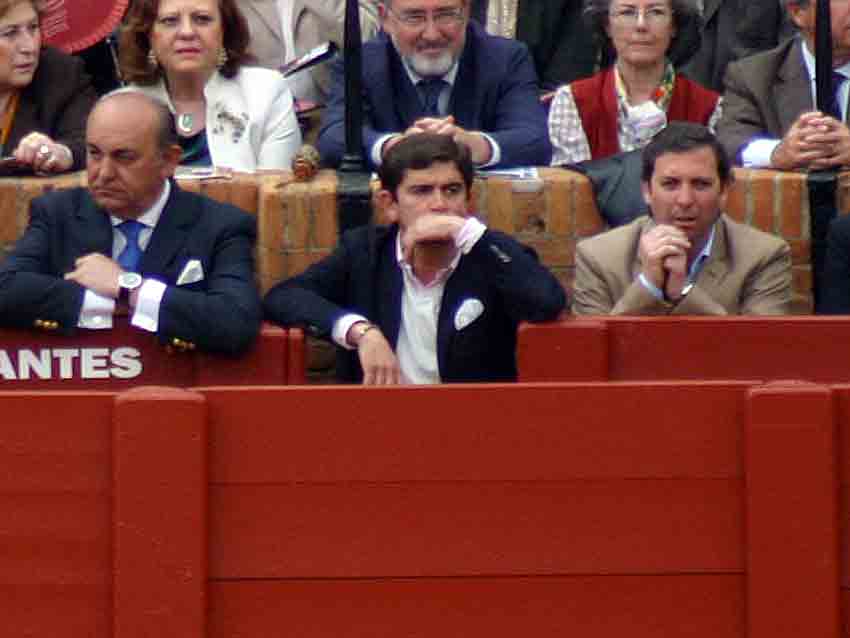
[{"xmin": 0, "ymin": 0, "xmax": 96, "ymax": 173}]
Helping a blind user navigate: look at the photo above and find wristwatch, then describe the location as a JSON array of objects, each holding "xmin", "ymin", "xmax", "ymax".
[
  {"xmin": 118, "ymin": 271, "xmax": 143, "ymax": 302},
  {"xmin": 666, "ymin": 282, "xmax": 694, "ymax": 305},
  {"xmin": 352, "ymin": 321, "xmax": 378, "ymax": 347}
]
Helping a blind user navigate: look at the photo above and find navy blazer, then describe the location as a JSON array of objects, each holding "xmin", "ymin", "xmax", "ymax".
[
  {"xmin": 263, "ymin": 223, "xmax": 566, "ymax": 382},
  {"xmin": 317, "ymin": 21, "xmax": 552, "ymax": 169},
  {"xmin": 0, "ymin": 183, "xmax": 262, "ymax": 355}
]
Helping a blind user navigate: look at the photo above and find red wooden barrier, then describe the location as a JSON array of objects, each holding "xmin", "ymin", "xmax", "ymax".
[
  {"xmin": 1, "ymin": 381, "xmax": 846, "ymax": 637},
  {"xmin": 518, "ymin": 316, "xmax": 850, "ymax": 383},
  {"xmin": 746, "ymin": 382, "xmax": 840, "ymax": 638},
  {"xmin": 0, "ymin": 321, "xmax": 303, "ymax": 388}
]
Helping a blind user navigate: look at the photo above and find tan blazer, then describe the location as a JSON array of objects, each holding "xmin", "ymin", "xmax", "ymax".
[
  {"xmin": 715, "ymin": 37, "xmax": 811, "ymax": 162},
  {"xmin": 239, "ymin": 0, "xmax": 380, "ymax": 103},
  {"xmin": 572, "ymin": 215, "xmax": 792, "ymax": 316}
]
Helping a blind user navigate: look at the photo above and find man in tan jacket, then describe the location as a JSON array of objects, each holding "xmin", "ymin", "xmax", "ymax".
[{"xmin": 573, "ymin": 122, "xmax": 792, "ymax": 316}]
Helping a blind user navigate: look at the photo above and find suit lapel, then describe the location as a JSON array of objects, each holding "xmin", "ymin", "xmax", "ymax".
[
  {"xmin": 693, "ymin": 218, "xmax": 730, "ymax": 298},
  {"xmin": 775, "ymin": 40, "xmax": 812, "ymax": 134},
  {"xmin": 450, "ymin": 26, "xmax": 478, "ymax": 128},
  {"xmin": 72, "ymin": 192, "xmax": 114, "ymax": 259},
  {"xmin": 138, "ymin": 183, "xmax": 198, "ymax": 276},
  {"xmin": 374, "ymin": 226, "xmax": 404, "ymax": 348},
  {"xmin": 701, "ymin": 0, "xmax": 722, "ymax": 23},
  {"xmin": 244, "ymin": 0, "xmax": 284, "ymax": 44},
  {"xmin": 385, "ymin": 40, "xmax": 424, "ymax": 126}
]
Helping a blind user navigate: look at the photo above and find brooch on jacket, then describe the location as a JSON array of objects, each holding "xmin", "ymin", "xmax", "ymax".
[{"xmin": 211, "ymin": 102, "xmax": 248, "ymax": 144}]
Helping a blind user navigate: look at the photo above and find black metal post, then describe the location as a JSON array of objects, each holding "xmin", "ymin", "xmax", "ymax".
[
  {"xmin": 815, "ymin": 0, "xmax": 833, "ymax": 113},
  {"xmin": 806, "ymin": 0, "xmax": 838, "ymax": 307},
  {"xmin": 336, "ymin": 0, "xmax": 373, "ymax": 235},
  {"xmin": 809, "ymin": 0, "xmax": 838, "ymax": 310}
]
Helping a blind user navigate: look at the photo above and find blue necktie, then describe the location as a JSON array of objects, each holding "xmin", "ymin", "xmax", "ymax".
[
  {"xmin": 830, "ymin": 71, "xmax": 847, "ymax": 120},
  {"xmin": 418, "ymin": 78, "xmax": 447, "ymax": 117},
  {"xmin": 117, "ymin": 220, "xmax": 145, "ymax": 271}
]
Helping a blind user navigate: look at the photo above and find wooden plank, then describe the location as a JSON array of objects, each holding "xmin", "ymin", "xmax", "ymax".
[
  {"xmin": 202, "ymin": 383, "xmax": 748, "ymax": 483},
  {"xmin": 746, "ymin": 383, "xmax": 840, "ymax": 638},
  {"xmin": 517, "ymin": 319, "xmax": 608, "ymax": 382},
  {"xmin": 1, "ymin": 584, "xmax": 109, "ymax": 638},
  {"xmin": 0, "ymin": 393, "xmax": 111, "ymax": 586},
  {"xmin": 112, "ymin": 387, "xmax": 207, "ymax": 638},
  {"xmin": 833, "ymin": 387, "xmax": 850, "ymax": 589},
  {"xmin": 608, "ymin": 317, "xmax": 850, "ymax": 383},
  {"xmin": 209, "ymin": 479, "xmax": 742, "ymax": 579},
  {"xmin": 208, "ymin": 575, "xmax": 745, "ymax": 638}
]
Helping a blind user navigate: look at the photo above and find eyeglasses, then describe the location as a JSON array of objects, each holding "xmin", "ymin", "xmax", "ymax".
[
  {"xmin": 385, "ymin": 6, "xmax": 466, "ymax": 29},
  {"xmin": 609, "ymin": 6, "xmax": 673, "ymax": 26}
]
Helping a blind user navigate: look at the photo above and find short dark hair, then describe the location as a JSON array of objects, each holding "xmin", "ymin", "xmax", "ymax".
[
  {"xmin": 378, "ymin": 133, "xmax": 475, "ymax": 198},
  {"xmin": 582, "ymin": 0, "xmax": 703, "ymax": 67},
  {"xmin": 118, "ymin": 0, "xmax": 255, "ymax": 84},
  {"xmin": 641, "ymin": 122, "xmax": 732, "ymax": 184}
]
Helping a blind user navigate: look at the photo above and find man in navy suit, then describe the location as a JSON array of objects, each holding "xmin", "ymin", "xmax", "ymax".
[
  {"xmin": 0, "ymin": 92, "xmax": 262, "ymax": 355},
  {"xmin": 264, "ymin": 133, "xmax": 566, "ymax": 384},
  {"xmin": 316, "ymin": 0, "xmax": 551, "ymax": 169}
]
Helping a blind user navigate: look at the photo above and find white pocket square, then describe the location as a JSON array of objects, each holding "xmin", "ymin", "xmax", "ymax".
[
  {"xmin": 454, "ymin": 298, "xmax": 484, "ymax": 331},
  {"xmin": 176, "ymin": 259, "xmax": 204, "ymax": 285}
]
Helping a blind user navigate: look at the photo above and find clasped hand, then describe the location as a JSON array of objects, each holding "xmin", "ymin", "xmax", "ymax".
[
  {"xmin": 638, "ymin": 224, "xmax": 691, "ymax": 300},
  {"xmin": 772, "ymin": 111, "xmax": 850, "ymax": 170},
  {"xmin": 387, "ymin": 116, "xmax": 493, "ymax": 165}
]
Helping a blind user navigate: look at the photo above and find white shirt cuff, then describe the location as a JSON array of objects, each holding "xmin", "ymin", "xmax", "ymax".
[
  {"xmin": 455, "ymin": 217, "xmax": 487, "ymax": 254},
  {"xmin": 130, "ymin": 278, "xmax": 167, "ymax": 333},
  {"xmin": 371, "ymin": 134, "xmax": 400, "ymax": 166},
  {"xmin": 477, "ymin": 133, "xmax": 500, "ymax": 168},
  {"xmin": 740, "ymin": 138, "xmax": 781, "ymax": 168},
  {"xmin": 332, "ymin": 313, "xmax": 370, "ymax": 350},
  {"xmin": 638, "ymin": 273, "xmax": 665, "ymax": 301},
  {"xmin": 78, "ymin": 289, "xmax": 115, "ymax": 329}
]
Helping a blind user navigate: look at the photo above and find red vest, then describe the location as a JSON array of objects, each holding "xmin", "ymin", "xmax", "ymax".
[{"xmin": 570, "ymin": 67, "xmax": 720, "ymax": 160}]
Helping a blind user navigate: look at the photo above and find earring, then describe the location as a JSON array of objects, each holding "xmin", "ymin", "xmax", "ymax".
[
  {"xmin": 217, "ymin": 48, "xmax": 228, "ymax": 68},
  {"xmin": 147, "ymin": 49, "xmax": 158, "ymax": 69}
]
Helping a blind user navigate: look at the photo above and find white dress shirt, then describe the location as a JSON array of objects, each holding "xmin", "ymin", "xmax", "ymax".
[
  {"xmin": 332, "ymin": 217, "xmax": 487, "ymax": 383},
  {"xmin": 78, "ymin": 181, "xmax": 171, "ymax": 332}
]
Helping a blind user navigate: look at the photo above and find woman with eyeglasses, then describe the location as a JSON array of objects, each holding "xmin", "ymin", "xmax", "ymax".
[
  {"xmin": 548, "ymin": 0, "xmax": 720, "ymax": 165},
  {"xmin": 119, "ymin": 0, "xmax": 301, "ymax": 171}
]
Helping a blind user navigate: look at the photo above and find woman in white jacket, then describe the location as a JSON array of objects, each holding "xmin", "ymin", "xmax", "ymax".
[{"xmin": 119, "ymin": 0, "xmax": 301, "ymax": 171}]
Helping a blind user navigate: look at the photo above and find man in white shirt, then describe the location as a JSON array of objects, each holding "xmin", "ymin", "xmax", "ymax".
[
  {"xmin": 716, "ymin": 0, "xmax": 850, "ymax": 169},
  {"xmin": 263, "ymin": 132, "xmax": 566, "ymax": 383},
  {"xmin": 0, "ymin": 92, "xmax": 262, "ymax": 355}
]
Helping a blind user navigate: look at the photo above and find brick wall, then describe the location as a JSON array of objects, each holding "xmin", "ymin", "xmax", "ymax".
[{"xmin": 0, "ymin": 167, "xmax": 834, "ymax": 313}]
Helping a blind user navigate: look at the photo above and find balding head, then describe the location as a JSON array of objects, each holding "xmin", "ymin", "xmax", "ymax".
[{"xmin": 86, "ymin": 91, "xmax": 182, "ymax": 219}]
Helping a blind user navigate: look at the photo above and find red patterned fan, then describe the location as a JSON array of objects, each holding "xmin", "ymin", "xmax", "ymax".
[{"xmin": 40, "ymin": 0, "xmax": 129, "ymax": 53}]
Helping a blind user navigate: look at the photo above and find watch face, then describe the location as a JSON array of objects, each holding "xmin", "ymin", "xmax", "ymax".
[{"xmin": 119, "ymin": 272, "xmax": 143, "ymax": 290}]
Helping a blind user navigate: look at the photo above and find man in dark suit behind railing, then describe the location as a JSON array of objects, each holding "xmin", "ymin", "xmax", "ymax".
[
  {"xmin": 316, "ymin": 0, "xmax": 551, "ymax": 170},
  {"xmin": 265, "ymin": 133, "xmax": 565, "ymax": 384},
  {"xmin": 0, "ymin": 92, "xmax": 262, "ymax": 355}
]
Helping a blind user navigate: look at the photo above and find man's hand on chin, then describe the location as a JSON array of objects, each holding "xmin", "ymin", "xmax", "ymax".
[{"xmin": 638, "ymin": 224, "xmax": 690, "ymax": 290}]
